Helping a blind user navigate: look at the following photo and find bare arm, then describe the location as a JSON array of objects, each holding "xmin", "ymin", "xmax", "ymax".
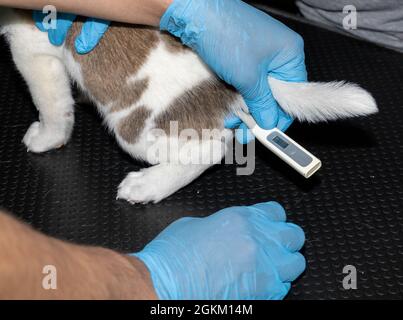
[
  {"xmin": 0, "ymin": 211, "xmax": 157, "ymax": 299},
  {"xmin": 0, "ymin": 0, "xmax": 173, "ymax": 26}
]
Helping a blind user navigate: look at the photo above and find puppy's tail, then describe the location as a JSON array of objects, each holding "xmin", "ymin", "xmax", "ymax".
[{"xmin": 269, "ymin": 77, "xmax": 378, "ymax": 122}]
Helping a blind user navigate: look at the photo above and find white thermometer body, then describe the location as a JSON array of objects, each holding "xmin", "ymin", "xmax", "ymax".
[{"xmin": 238, "ymin": 111, "xmax": 322, "ymax": 179}]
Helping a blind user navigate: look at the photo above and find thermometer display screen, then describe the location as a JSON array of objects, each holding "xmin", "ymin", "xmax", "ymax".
[
  {"xmin": 267, "ymin": 132, "xmax": 313, "ymax": 167},
  {"xmin": 273, "ymin": 136, "xmax": 289, "ymax": 149}
]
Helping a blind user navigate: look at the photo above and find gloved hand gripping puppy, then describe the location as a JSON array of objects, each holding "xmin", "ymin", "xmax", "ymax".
[{"xmin": 0, "ymin": 9, "xmax": 378, "ymax": 204}]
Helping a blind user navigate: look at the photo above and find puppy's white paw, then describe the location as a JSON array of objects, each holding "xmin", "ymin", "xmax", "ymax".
[
  {"xmin": 23, "ymin": 121, "xmax": 73, "ymax": 153},
  {"xmin": 117, "ymin": 169, "xmax": 170, "ymax": 204}
]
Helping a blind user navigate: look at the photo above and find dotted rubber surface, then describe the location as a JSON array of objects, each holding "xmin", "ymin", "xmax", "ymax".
[{"xmin": 0, "ymin": 15, "xmax": 402, "ymax": 299}]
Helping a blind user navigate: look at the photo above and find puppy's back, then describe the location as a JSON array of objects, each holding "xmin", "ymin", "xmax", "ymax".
[{"xmin": 65, "ymin": 21, "xmax": 237, "ymax": 141}]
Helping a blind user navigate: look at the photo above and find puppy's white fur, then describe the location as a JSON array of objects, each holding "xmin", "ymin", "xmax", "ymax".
[
  {"xmin": 0, "ymin": 9, "xmax": 378, "ymax": 203},
  {"xmin": 269, "ymin": 78, "xmax": 377, "ymax": 122}
]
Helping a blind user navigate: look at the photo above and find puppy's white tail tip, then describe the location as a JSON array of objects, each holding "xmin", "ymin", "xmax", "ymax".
[{"xmin": 269, "ymin": 77, "xmax": 378, "ymax": 123}]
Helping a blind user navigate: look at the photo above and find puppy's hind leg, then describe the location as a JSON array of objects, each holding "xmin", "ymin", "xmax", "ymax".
[
  {"xmin": 17, "ymin": 54, "xmax": 75, "ymax": 153},
  {"xmin": 117, "ymin": 133, "xmax": 231, "ymax": 204},
  {"xmin": 117, "ymin": 163, "xmax": 211, "ymax": 204}
]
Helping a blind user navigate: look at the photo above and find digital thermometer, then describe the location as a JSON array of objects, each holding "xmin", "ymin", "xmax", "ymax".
[{"xmin": 237, "ymin": 111, "xmax": 322, "ymax": 178}]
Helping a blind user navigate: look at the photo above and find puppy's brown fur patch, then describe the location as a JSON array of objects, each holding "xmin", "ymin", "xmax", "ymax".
[
  {"xmin": 110, "ymin": 78, "xmax": 149, "ymax": 113},
  {"xmin": 118, "ymin": 106, "xmax": 152, "ymax": 144},
  {"xmin": 65, "ymin": 21, "xmax": 158, "ymax": 110},
  {"xmin": 155, "ymin": 79, "xmax": 237, "ymax": 133}
]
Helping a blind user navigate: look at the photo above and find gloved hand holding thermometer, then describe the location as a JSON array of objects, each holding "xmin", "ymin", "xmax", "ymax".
[{"xmin": 160, "ymin": 0, "xmax": 307, "ymax": 143}]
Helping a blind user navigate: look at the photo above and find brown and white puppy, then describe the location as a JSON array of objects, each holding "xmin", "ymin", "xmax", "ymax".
[{"xmin": 0, "ymin": 9, "xmax": 377, "ymax": 203}]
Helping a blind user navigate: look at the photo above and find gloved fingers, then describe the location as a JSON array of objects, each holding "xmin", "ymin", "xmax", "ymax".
[
  {"xmin": 269, "ymin": 48, "xmax": 308, "ymax": 83},
  {"xmin": 75, "ymin": 18, "xmax": 110, "ymax": 54},
  {"xmin": 260, "ymin": 237, "xmax": 306, "ymax": 282},
  {"xmin": 225, "ymin": 114, "xmax": 255, "ymax": 144},
  {"xmin": 224, "ymin": 113, "xmax": 242, "ymax": 129},
  {"xmin": 261, "ymin": 221, "xmax": 306, "ymax": 252},
  {"xmin": 281, "ymin": 223, "xmax": 305, "ymax": 252},
  {"xmin": 33, "ymin": 11, "xmax": 47, "ymax": 32},
  {"xmin": 267, "ymin": 53, "xmax": 307, "ymax": 133},
  {"xmin": 277, "ymin": 107, "xmax": 294, "ymax": 132},
  {"xmin": 244, "ymin": 80, "xmax": 280, "ymax": 130},
  {"xmin": 225, "ymin": 107, "xmax": 293, "ymax": 138},
  {"xmin": 250, "ymin": 215, "xmax": 305, "ymax": 252},
  {"xmin": 273, "ymin": 282, "xmax": 291, "ymax": 300},
  {"xmin": 257, "ymin": 275, "xmax": 291, "ymax": 300},
  {"xmin": 250, "ymin": 101, "xmax": 279, "ymax": 130},
  {"xmin": 249, "ymin": 201, "xmax": 286, "ymax": 222},
  {"xmin": 235, "ymin": 123, "xmax": 255, "ymax": 144},
  {"xmin": 47, "ymin": 13, "xmax": 77, "ymax": 46},
  {"xmin": 275, "ymin": 252, "xmax": 306, "ymax": 282}
]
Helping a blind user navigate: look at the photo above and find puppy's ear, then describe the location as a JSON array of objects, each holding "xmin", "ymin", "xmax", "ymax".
[{"xmin": 268, "ymin": 77, "xmax": 378, "ymax": 123}]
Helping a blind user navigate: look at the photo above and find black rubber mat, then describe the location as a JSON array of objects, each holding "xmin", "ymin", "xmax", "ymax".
[{"xmin": 1, "ymin": 13, "xmax": 402, "ymax": 300}]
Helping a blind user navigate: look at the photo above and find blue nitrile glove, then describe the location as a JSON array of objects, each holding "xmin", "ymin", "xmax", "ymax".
[
  {"xmin": 160, "ymin": 0, "xmax": 308, "ymax": 143},
  {"xmin": 33, "ymin": 11, "xmax": 109, "ymax": 54},
  {"xmin": 133, "ymin": 201, "xmax": 306, "ymax": 300}
]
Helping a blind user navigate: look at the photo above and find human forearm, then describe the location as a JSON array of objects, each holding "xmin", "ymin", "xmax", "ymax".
[
  {"xmin": 0, "ymin": 211, "xmax": 157, "ymax": 299},
  {"xmin": 0, "ymin": 0, "xmax": 173, "ymax": 26}
]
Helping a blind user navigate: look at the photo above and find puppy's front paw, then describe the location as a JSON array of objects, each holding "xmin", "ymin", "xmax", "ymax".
[
  {"xmin": 23, "ymin": 121, "xmax": 73, "ymax": 153},
  {"xmin": 117, "ymin": 170, "xmax": 167, "ymax": 204}
]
